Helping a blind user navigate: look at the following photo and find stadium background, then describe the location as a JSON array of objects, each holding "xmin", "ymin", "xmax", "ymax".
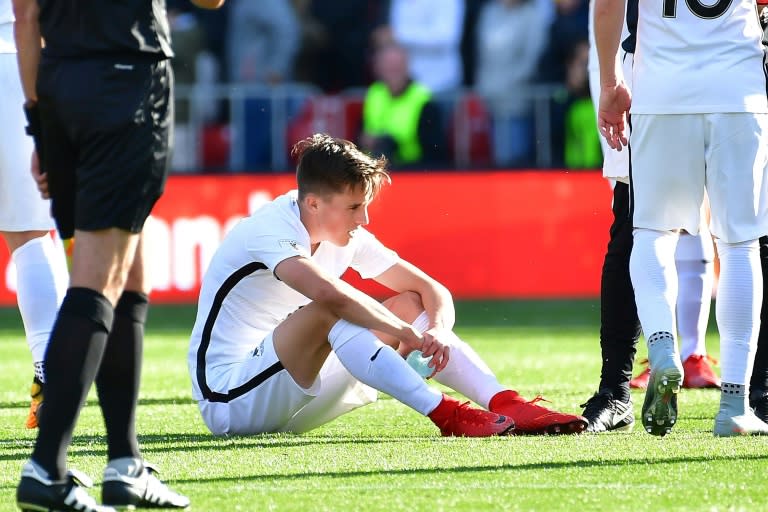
[
  {"xmin": 0, "ymin": 170, "xmax": 612, "ymax": 304},
  {"xmin": 1, "ymin": 0, "xmax": 611, "ymax": 305}
]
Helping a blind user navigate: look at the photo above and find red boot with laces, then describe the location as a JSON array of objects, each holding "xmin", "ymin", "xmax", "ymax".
[{"xmin": 489, "ymin": 390, "xmax": 587, "ymax": 435}]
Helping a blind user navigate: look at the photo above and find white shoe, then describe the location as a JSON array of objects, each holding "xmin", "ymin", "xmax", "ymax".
[{"xmin": 713, "ymin": 410, "xmax": 768, "ymax": 437}]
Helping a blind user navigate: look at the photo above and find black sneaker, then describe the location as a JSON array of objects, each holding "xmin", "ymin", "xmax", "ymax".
[
  {"xmin": 17, "ymin": 461, "xmax": 115, "ymax": 512},
  {"xmin": 580, "ymin": 392, "xmax": 635, "ymax": 433},
  {"xmin": 102, "ymin": 458, "xmax": 190, "ymax": 509},
  {"xmin": 750, "ymin": 388, "xmax": 768, "ymax": 423}
]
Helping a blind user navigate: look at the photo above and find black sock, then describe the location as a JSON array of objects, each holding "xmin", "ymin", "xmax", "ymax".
[
  {"xmin": 750, "ymin": 236, "xmax": 768, "ymax": 393},
  {"xmin": 598, "ymin": 182, "xmax": 640, "ymax": 403},
  {"xmin": 96, "ymin": 291, "xmax": 148, "ymax": 461},
  {"xmin": 32, "ymin": 288, "xmax": 114, "ymax": 480}
]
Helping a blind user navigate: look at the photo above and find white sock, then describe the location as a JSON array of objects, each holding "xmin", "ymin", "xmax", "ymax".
[
  {"xmin": 675, "ymin": 232, "xmax": 714, "ymax": 360},
  {"xmin": 328, "ymin": 319, "xmax": 442, "ymax": 416},
  {"xmin": 720, "ymin": 383, "xmax": 749, "ymax": 416},
  {"xmin": 412, "ymin": 311, "xmax": 504, "ymax": 408},
  {"xmin": 630, "ymin": 228, "xmax": 679, "ymax": 340},
  {"xmin": 11, "ymin": 235, "xmax": 68, "ymax": 373},
  {"xmin": 714, "ymin": 239, "xmax": 761, "ymax": 385}
]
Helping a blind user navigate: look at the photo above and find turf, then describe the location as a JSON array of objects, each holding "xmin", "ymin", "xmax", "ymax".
[{"xmin": 1, "ymin": 300, "xmax": 767, "ymax": 511}]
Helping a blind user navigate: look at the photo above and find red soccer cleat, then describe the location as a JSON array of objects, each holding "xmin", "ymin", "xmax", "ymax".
[
  {"xmin": 682, "ymin": 354, "xmax": 721, "ymax": 389},
  {"xmin": 489, "ymin": 390, "xmax": 587, "ymax": 435},
  {"xmin": 428, "ymin": 394, "xmax": 515, "ymax": 437},
  {"xmin": 630, "ymin": 359, "xmax": 651, "ymax": 389}
]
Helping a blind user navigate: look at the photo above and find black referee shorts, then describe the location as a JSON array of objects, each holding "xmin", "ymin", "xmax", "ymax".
[{"xmin": 37, "ymin": 55, "xmax": 174, "ymax": 239}]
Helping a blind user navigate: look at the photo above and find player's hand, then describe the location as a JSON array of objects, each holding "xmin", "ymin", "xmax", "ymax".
[
  {"xmin": 598, "ymin": 81, "xmax": 631, "ymax": 151},
  {"xmin": 419, "ymin": 328, "xmax": 450, "ymax": 378},
  {"xmin": 30, "ymin": 150, "xmax": 49, "ymax": 199}
]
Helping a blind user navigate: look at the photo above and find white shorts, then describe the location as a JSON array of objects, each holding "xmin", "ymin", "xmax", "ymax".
[
  {"xmin": 588, "ymin": 51, "xmax": 633, "ymax": 182},
  {"xmin": 630, "ymin": 113, "xmax": 768, "ymax": 243},
  {"xmin": 198, "ymin": 332, "xmax": 377, "ymax": 435},
  {"xmin": 0, "ymin": 53, "xmax": 54, "ymax": 232}
]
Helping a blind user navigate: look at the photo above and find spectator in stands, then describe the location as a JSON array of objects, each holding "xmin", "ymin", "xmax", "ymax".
[
  {"xmin": 536, "ymin": 0, "xmax": 589, "ymax": 84},
  {"xmin": 300, "ymin": 0, "xmax": 389, "ymax": 93},
  {"xmin": 562, "ymin": 40, "xmax": 601, "ymax": 168},
  {"xmin": 360, "ymin": 44, "xmax": 444, "ymax": 169},
  {"xmin": 460, "ymin": 0, "xmax": 490, "ymax": 87},
  {"xmin": 290, "ymin": 0, "xmax": 328, "ymax": 86},
  {"xmin": 475, "ymin": 0, "xmax": 548, "ymax": 167},
  {"xmin": 387, "ymin": 0, "xmax": 466, "ymax": 94},
  {"xmin": 226, "ymin": 0, "xmax": 300, "ymax": 85},
  {"xmin": 168, "ymin": 1, "xmax": 206, "ymax": 172},
  {"xmin": 226, "ymin": 0, "xmax": 300, "ymax": 169},
  {"xmin": 549, "ymin": 39, "xmax": 601, "ymax": 168},
  {"xmin": 195, "ymin": 2, "xmax": 230, "ymax": 82}
]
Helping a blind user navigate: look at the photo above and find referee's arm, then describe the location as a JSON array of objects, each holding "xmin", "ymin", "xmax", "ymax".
[{"xmin": 11, "ymin": 0, "xmax": 40, "ymax": 104}]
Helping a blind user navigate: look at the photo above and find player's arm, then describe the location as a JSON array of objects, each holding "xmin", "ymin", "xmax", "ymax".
[
  {"xmin": 594, "ymin": 0, "xmax": 624, "ymax": 89},
  {"xmin": 12, "ymin": 0, "xmax": 40, "ymax": 104},
  {"xmin": 373, "ymin": 259, "xmax": 456, "ymax": 333},
  {"xmin": 594, "ymin": 0, "xmax": 631, "ymax": 150},
  {"xmin": 189, "ymin": 0, "xmax": 226, "ymax": 9},
  {"xmin": 275, "ymin": 255, "xmax": 429, "ymax": 351}
]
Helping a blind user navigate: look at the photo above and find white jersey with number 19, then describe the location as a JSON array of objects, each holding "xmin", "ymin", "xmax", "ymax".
[{"xmin": 632, "ymin": 0, "xmax": 768, "ymax": 114}]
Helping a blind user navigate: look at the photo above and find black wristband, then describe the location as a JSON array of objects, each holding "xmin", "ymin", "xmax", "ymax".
[{"xmin": 23, "ymin": 102, "xmax": 41, "ymax": 138}]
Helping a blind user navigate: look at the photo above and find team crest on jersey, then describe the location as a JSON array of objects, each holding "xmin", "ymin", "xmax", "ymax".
[
  {"xmin": 252, "ymin": 340, "xmax": 266, "ymax": 358},
  {"xmin": 279, "ymin": 239, "xmax": 301, "ymax": 252}
]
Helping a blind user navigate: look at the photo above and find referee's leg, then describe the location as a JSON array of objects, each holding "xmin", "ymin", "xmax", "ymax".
[
  {"xmin": 750, "ymin": 235, "xmax": 768, "ymax": 420},
  {"xmin": 599, "ymin": 181, "xmax": 641, "ymax": 402},
  {"xmin": 31, "ymin": 228, "xmax": 140, "ymax": 478},
  {"xmin": 581, "ymin": 181, "xmax": 641, "ymax": 432}
]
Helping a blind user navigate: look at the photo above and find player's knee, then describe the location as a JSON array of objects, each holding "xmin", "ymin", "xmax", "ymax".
[
  {"xmin": 382, "ymin": 290, "xmax": 423, "ymax": 318},
  {"xmin": 300, "ymin": 301, "xmax": 343, "ymax": 330}
]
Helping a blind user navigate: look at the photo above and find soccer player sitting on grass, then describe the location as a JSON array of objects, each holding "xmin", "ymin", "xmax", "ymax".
[{"xmin": 188, "ymin": 134, "xmax": 587, "ymax": 437}]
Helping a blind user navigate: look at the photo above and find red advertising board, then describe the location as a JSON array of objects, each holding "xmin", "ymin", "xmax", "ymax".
[{"xmin": 0, "ymin": 171, "xmax": 612, "ymax": 304}]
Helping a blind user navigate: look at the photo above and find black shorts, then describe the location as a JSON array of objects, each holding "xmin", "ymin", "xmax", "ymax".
[{"xmin": 37, "ymin": 55, "xmax": 173, "ymax": 239}]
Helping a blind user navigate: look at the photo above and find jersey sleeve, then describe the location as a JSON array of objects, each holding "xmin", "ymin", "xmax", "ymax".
[
  {"xmin": 349, "ymin": 228, "xmax": 399, "ymax": 279},
  {"xmin": 244, "ymin": 216, "xmax": 312, "ymax": 271}
]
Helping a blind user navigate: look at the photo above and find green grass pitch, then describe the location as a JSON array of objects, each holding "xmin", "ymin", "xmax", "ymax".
[{"xmin": 1, "ymin": 300, "xmax": 767, "ymax": 511}]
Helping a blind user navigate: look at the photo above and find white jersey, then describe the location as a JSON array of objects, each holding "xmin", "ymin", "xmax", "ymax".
[
  {"xmin": 632, "ymin": 0, "xmax": 768, "ymax": 114},
  {"xmin": 0, "ymin": 0, "xmax": 15, "ymax": 54},
  {"xmin": 188, "ymin": 191, "xmax": 399, "ymax": 401}
]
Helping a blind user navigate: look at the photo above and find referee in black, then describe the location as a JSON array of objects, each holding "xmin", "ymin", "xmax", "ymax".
[{"xmin": 13, "ymin": 1, "xmax": 225, "ymax": 511}]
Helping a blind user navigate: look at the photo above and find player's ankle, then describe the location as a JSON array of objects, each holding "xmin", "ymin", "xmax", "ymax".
[
  {"xmin": 488, "ymin": 390, "xmax": 523, "ymax": 411},
  {"xmin": 427, "ymin": 394, "xmax": 458, "ymax": 421}
]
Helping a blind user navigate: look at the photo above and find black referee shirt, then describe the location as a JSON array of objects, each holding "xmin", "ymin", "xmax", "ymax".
[{"xmin": 39, "ymin": 0, "xmax": 173, "ymax": 59}]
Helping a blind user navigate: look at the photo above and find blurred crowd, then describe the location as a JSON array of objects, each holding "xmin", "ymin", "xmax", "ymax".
[{"xmin": 169, "ymin": 0, "xmax": 599, "ymax": 172}]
